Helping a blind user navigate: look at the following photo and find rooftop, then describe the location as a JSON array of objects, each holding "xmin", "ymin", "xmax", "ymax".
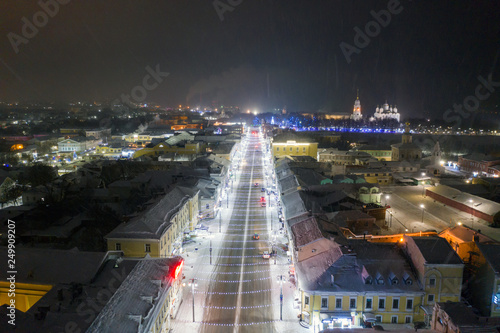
[{"xmin": 410, "ymin": 236, "xmax": 463, "ymax": 265}]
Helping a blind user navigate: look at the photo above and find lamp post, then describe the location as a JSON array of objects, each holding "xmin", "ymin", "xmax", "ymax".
[
  {"xmin": 209, "ymin": 240, "xmax": 212, "ymax": 265},
  {"xmin": 278, "ymin": 275, "xmax": 283, "ymax": 321},
  {"xmin": 384, "ymin": 194, "xmax": 390, "ymax": 206},
  {"xmin": 188, "ymin": 279, "xmax": 197, "ymax": 322},
  {"xmin": 420, "ymin": 204, "xmax": 425, "ymax": 223},
  {"xmin": 469, "ymin": 199, "xmax": 474, "ymax": 229}
]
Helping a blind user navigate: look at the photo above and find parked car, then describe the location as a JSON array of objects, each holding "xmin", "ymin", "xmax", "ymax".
[
  {"xmin": 254, "ymin": 182, "xmax": 259, "ymax": 187},
  {"xmin": 253, "ymin": 233, "xmax": 259, "ymax": 240}
]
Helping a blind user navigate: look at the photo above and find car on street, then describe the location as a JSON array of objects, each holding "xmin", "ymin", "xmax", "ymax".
[
  {"xmin": 262, "ymin": 251, "xmax": 270, "ymax": 259},
  {"xmin": 261, "ymin": 202, "xmax": 266, "ymax": 207},
  {"xmin": 261, "ymin": 188, "xmax": 265, "ymax": 192},
  {"xmin": 254, "ymin": 182, "xmax": 259, "ymax": 187},
  {"xmin": 253, "ymin": 233, "xmax": 259, "ymax": 240}
]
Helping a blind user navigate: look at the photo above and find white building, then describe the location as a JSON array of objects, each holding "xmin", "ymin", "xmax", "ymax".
[
  {"xmin": 371, "ymin": 101, "xmax": 400, "ymax": 122},
  {"xmin": 58, "ymin": 137, "xmax": 102, "ymax": 152},
  {"xmin": 350, "ymin": 92, "xmax": 362, "ymax": 121}
]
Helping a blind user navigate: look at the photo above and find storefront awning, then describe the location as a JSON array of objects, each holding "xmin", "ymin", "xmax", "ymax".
[
  {"xmin": 320, "ymin": 311, "xmax": 352, "ymax": 320},
  {"xmin": 363, "ymin": 313, "xmax": 376, "ymax": 322}
]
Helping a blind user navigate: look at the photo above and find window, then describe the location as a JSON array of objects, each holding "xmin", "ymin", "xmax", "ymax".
[
  {"xmin": 289, "ymin": 147, "xmax": 293, "ymax": 152},
  {"xmin": 336, "ymin": 298, "xmax": 342, "ymax": 309},
  {"xmin": 429, "ymin": 277, "xmax": 436, "ymax": 287},
  {"xmin": 276, "ymin": 147, "xmax": 279, "ymax": 151},
  {"xmin": 305, "ymin": 296, "xmax": 309, "ymax": 305},
  {"xmin": 145, "ymin": 244, "xmax": 151, "ymax": 252},
  {"xmin": 350, "ymin": 298, "xmax": 356, "ymax": 309},
  {"xmin": 296, "ymin": 148, "xmax": 299, "ymax": 152},
  {"xmin": 392, "ymin": 298, "xmax": 399, "ymax": 310},
  {"xmin": 115, "ymin": 243, "xmax": 121, "ymax": 251},
  {"xmin": 391, "ymin": 315, "xmax": 398, "ymax": 324},
  {"xmin": 379, "ymin": 298, "xmax": 385, "ymax": 310},
  {"xmin": 428, "ymin": 294, "xmax": 435, "ymax": 303},
  {"xmin": 303, "ymin": 147, "xmax": 306, "ymax": 152},
  {"xmin": 405, "ymin": 316, "xmax": 412, "ymax": 324},
  {"xmin": 321, "ymin": 297, "xmax": 328, "ymax": 309},
  {"xmin": 366, "ymin": 298, "xmax": 373, "ymax": 309},
  {"xmin": 406, "ymin": 298, "xmax": 413, "ymax": 310},
  {"xmin": 375, "ymin": 315, "xmax": 382, "ymax": 323}
]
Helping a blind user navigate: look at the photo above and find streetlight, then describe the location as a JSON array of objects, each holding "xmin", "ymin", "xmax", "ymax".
[
  {"xmin": 469, "ymin": 199, "xmax": 474, "ymax": 229},
  {"xmin": 277, "ymin": 275, "xmax": 284, "ymax": 321},
  {"xmin": 420, "ymin": 204, "xmax": 425, "ymax": 223},
  {"xmin": 384, "ymin": 195, "xmax": 390, "ymax": 206},
  {"xmin": 188, "ymin": 278, "xmax": 197, "ymax": 322}
]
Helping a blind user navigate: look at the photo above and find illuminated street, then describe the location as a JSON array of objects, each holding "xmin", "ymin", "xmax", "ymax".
[{"xmin": 173, "ymin": 128, "xmax": 302, "ymax": 332}]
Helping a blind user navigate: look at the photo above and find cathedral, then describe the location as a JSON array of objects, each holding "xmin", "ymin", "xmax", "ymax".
[
  {"xmin": 370, "ymin": 101, "xmax": 400, "ymax": 122},
  {"xmin": 350, "ymin": 91, "xmax": 362, "ymax": 121}
]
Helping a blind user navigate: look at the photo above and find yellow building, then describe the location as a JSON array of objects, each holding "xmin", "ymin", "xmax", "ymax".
[
  {"xmin": 96, "ymin": 144, "xmax": 123, "ymax": 156},
  {"xmin": 402, "ymin": 236, "xmax": 464, "ymax": 326},
  {"xmin": 346, "ymin": 166, "xmax": 393, "ymax": 185},
  {"xmin": 272, "ymin": 140, "xmax": 318, "ymax": 160},
  {"xmin": 133, "ymin": 141, "xmax": 201, "ymax": 159},
  {"xmin": 0, "ymin": 248, "xmax": 111, "ymax": 312},
  {"xmin": 297, "ymin": 241, "xmax": 425, "ymax": 330},
  {"xmin": 106, "ymin": 186, "xmax": 199, "ymax": 258},
  {"xmin": 357, "ymin": 145, "xmax": 393, "ymax": 161}
]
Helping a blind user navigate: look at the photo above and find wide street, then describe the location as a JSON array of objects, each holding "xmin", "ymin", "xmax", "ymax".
[
  {"xmin": 382, "ymin": 185, "xmax": 500, "ymax": 241},
  {"xmin": 172, "ymin": 128, "xmax": 302, "ymax": 333}
]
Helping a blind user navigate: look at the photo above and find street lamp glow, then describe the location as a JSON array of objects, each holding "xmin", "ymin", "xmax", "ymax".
[{"xmin": 420, "ymin": 204, "xmax": 424, "ymax": 209}]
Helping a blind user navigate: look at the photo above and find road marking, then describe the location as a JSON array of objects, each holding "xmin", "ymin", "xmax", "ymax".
[{"xmin": 234, "ymin": 139, "xmax": 256, "ymax": 331}]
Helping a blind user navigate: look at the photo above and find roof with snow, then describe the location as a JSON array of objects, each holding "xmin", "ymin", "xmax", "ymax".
[
  {"xmin": 106, "ymin": 186, "xmax": 198, "ymax": 240},
  {"xmin": 86, "ymin": 257, "xmax": 182, "ymax": 333},
  {"xmin": 297, "ymin": 241, "xmax": 423, "ymax": 295},
  {"xmin": 427, "ymin": 184, "xmax": 500, "ymax": 216}
]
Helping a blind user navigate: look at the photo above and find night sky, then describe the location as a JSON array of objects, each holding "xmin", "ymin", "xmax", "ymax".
[{"xmin": 1, "ymin": 0, "xmax": 499, "ymax": 119}]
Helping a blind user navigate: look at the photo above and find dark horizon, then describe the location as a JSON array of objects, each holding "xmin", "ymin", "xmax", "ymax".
[{"xmin": 1, "ymin": 1, "xmax": 500, "ymax": 119}]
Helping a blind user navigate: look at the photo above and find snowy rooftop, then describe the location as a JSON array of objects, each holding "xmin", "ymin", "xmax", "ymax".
[
  {"xmin": 106, "ymin": 186, "xmax": 197, "ymax": 240},
  {"xmin": 427, "ymin": 185, "xmax": 500, "ymax": 216},
  {"xmin": 0, "ymin": 247, "xmax": 106, "ymax": 285},
  {"xmin": 297, "ymin": 241, "xmax": 423, "ymax": 295},
  {"xmin": 87, "ymin": 257, "xmax": 182, "ymax": 333},
  {"xmin": 477, "ymin": 243, "xmax": 500, "ymax": 275},
  {"xmin": 409, "ymin": 236, "xmax": 463, "ymax": 265},
  {"xmin": 282, "ymin": 191, "xmax": 307, "ymax": 220},
  {"xmin": 439, "ymin": 225, "xmax": 495, "ymax": 243},
  {"xmin": 278, "ymin": 173, "xmax": 300, "ymax": 195},
  {"xmin": 291, "ymin": 216, "xmax": 323, "ymax": 247}
]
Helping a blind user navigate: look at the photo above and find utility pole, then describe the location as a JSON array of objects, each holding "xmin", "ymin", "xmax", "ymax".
[
  {"xmin": 210, "ymin": 240, "xmax": 212, "ymax": 265},
  {"xmin": 189, "ymin": 278, "xmax": 196, "ymax": 322},
  {"xmin": 279, "ymin": 275, "xmax": 283, "ymax": 321}
]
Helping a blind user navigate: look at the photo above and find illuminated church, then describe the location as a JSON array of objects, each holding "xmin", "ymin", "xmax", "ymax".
[
  {"xmin": 370, "ymin": 101, "xmax": 400, "ymax": 122},
  {"xmin": 350, "ymin": 91, "xmax": 362, "ymax": 121}
]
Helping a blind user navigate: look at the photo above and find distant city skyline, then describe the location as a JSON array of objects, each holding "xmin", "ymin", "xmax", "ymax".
[{"xmin": 1, "ymin": 1, "xmax": 500, "ymax": 119}]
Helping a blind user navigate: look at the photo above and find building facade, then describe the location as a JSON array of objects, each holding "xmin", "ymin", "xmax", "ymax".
[{"xmin": 272, "ymin": 140, "xmax": 318, "ymax": 160}]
